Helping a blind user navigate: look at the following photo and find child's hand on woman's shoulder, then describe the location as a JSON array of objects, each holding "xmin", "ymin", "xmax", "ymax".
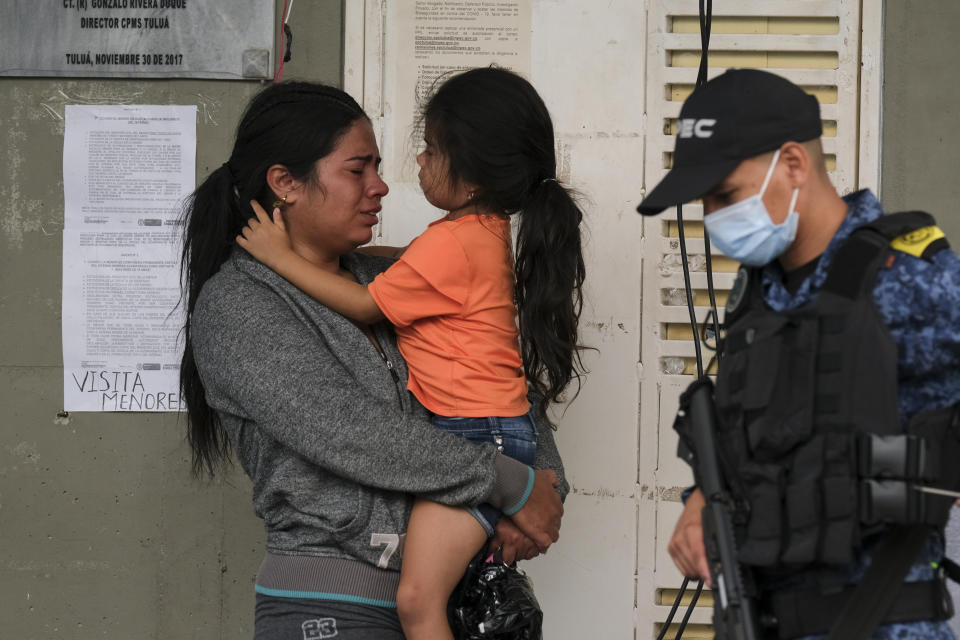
[{"xmin": 237, "ymin": 200, "xmax": 295, "ymax": 270}]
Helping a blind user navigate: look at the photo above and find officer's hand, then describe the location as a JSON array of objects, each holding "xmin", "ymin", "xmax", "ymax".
[
  {"xmin": 668, "ymin": 489, "xmax": 712, "ymax": 587},
  {"xmin": 509, "ymin": 469, "xmax": 563, "ymax": 552},
  {"xmin": 489, "ymin": 517, "xmax": 540, "ymax": 564}
]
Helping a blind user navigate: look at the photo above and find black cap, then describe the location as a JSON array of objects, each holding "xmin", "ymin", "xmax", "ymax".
[{"xmin": 636, "ymin": 69, "xmax": 822, "ymax": 215}]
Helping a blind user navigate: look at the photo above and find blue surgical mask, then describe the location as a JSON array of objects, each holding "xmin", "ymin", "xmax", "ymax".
[{"xmin": 703, "ymin": 149, "xmax": 800, "ymax": 266}]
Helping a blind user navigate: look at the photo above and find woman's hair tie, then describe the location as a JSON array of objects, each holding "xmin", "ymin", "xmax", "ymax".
[{"xmin": 222, "ymin": 161, "xmax": 237, "ymax": 182}]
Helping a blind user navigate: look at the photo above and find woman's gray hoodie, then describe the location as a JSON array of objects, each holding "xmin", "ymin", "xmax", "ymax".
[{"xmin": 191, "ymin": 249, "xmax": 567, "ymax": 605}]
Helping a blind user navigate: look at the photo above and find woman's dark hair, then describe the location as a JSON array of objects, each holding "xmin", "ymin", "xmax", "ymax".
[
  {"xmin": 180, "ymin": 82, "xmax": 367, "ymax": 476},
  {"xmin": 422, "ymin": 67, "xmax": 586, "ymax": 425}
]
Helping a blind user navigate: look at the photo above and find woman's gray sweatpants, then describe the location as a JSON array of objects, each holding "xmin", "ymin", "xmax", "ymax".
[{"xmin": 255, "ymin": 594, "xmax": 405, "ymax": 640}]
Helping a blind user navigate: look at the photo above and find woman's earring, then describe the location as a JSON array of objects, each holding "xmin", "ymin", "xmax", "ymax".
[
  {"xmin": 467, "ymin": 191, "xmax": 476, "ymax": 201},
  {"xmin": 271, "ymin": 194, "xmax": 288, "ymax": 209}
]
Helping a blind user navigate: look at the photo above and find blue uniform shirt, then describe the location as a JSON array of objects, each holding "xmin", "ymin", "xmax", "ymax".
[{"xmin": 760, "ymin": 189, "xmax": 960, "ymax": 640}]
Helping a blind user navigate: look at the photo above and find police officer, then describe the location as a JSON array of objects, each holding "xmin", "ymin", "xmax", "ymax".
[{"xmin": 637, "ymin": 69, "xmax": 960, "ymax": 639}]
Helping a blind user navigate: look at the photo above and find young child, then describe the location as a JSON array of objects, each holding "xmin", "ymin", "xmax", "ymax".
[{"xmin": 237, "ymin": 67, "xmax": 585, "ymax": 640}]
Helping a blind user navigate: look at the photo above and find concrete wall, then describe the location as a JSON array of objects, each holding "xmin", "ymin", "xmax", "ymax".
[
  {"xmin": 0, "ymin": 2, "xmax": 343, "ymax": 638},
  {"xmin": 883, "ymin": 2, "xmax": 960, "ymax": 634},
  {"xmin": 882, "ymin": 0, "xmax": 960, "ymax": 240}
]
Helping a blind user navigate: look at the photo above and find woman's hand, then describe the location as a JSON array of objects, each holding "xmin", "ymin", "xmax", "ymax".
[
  {"xmin": 237, "ymin": 200, "xmax": 295, "ymax": 271},
  {"xmin": 667, "ymin": 488, "xmax": 711, "ymax": 586},
  {"xmin": 509, "ymin": 469, "xmax": 563, "ymax": 552},
  {"xmin": 489, "ymin": 517, "xmax": 541, "ymax": 564}
]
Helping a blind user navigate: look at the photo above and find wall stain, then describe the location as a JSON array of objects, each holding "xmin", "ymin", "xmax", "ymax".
[
  {"xmin": 9, "ymin": 441, "xmax": 40, "ymax": 467},
  {"xmin": 570, "ymin": 484, "xmax": 631, "ymax": 499},
  {"xmin": 2, "ymin": 87, "xmax": 58, "ymax": 250},
  {"xmin": 195, "ymin": 93, "xmax": 222, "ymax": 126},
  {"xmin": 2, "ymin": 88, "xmax": 27, "ymax": 249},
  {"xmin": 638, "ymin": 484, "xmax": 687, "ymax": 503},
  {"xmin": 0, "ymin": 185, "xmax": 54, "ymax": 250},
  {"xmin": 38, "ymin": 85, "xmax": 146, "ymax": 122},
  {"xmin": 8, "ymin": 558, "xmax": 120, "ymax": 573},
  {"xmin": 658, "ymin": 486, "xmax": 685, "ymax": 503},
  {"xmin": 556, "ymin": 139, "xmax": 572, "ymax": 183},
  {"xmin": 584, "ymin": 317, "xmax": 632, "ymax": 342}
]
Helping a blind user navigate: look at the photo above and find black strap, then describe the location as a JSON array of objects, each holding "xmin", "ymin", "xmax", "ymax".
[
  {"xmin": 867, "ymin": 210, "xmax": 950, "ymax": 262},
  {"xmin": 820, "ymin": 231, "xmax": 887, "ymax": 299},
  {"xmin": 941, "ymin": 557, "xmax": 960, "ymax": 585},
  {"xmin": 825, "ymin": 525, "xmax": 931, "ymax": 640},
  {"xmin": 821, "ymin": 210, "xmax": 942, "ymax": 299},
  {"xmin": 921, "ymin": 237, "xmax": 951, "ymax": 260},
  {"xmin": 769, "ymin": 574, "xmax": 951, "ymax": 638},
  {"xmin": 863, "ymin": 210, "xmax": 937, "ymax": 239}
]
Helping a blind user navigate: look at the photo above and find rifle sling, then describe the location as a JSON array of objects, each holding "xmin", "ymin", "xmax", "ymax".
[
  {"xmin": 769, "ymin": 573, "xmax": 950, "ymax": 638},
  {"xmin": 767, "ymin": 526, "xmax": 941, "ymax": 639}
]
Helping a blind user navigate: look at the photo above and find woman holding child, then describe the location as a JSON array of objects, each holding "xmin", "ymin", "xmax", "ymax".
[{"xmin": 181, "ymin": 70, "xmax": 584, "ymax": 638}]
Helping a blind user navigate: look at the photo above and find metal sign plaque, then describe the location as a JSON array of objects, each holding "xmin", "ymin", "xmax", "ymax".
[{"xmin": 1, "ymin": 0, "xmax": 274, "ymax": 79}]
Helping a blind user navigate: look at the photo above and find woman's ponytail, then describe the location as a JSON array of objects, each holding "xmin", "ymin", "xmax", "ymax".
[
  {"xmin": 180, "ymin": 162, "xmax": 241, "ymax": 477},
  {"xmin": 515, "ymin": 178, "xmax": 586, "ymax": 424},
  {"xmin": 180, "ymin": 82, "xmax": 367, "ymax": 476}
]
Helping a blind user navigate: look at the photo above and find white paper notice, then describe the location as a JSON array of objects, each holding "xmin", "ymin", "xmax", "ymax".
[
  {"xmin": 62, "ymin": 105, "xmax": 195, "ymax": 412},
  {"xmin": 62, "ymin": 228, "xmax": 185, "ymax": 411},
  {"xmin": 388, "ymin": 0, "xmax": 531, "ymax": 180},
  {"xmin": 64, "ymin": 104, "xmax": 196, "ymax": 228}
]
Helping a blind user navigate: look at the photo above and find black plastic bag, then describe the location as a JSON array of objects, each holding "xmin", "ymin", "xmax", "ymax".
[{"xmin": 449, "ymin": 551, "xmax": 543, "ymax": 639}]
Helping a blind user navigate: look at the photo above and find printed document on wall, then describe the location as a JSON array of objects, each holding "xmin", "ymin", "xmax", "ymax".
[
  {"xmin": 62, "ymin": 104, "xmax": 195, "ymax": 412},
  {"xmin": 387, "ymin": 0, "xmax": 531, "ymax": 181},
  {"xmin": 63, "ymin": 104, "xmax": 195, "ymax": 228}
]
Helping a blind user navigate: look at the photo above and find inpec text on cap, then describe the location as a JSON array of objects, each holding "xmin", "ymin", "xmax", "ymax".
[{"xmin": 678, "ymin": 118, "xmax": 716, "ymax": 139}]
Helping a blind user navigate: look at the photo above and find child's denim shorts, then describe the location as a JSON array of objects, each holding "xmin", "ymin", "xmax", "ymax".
[{"xmin": 429, "ymin": 411, "xmax": 538, "ymax": 537}]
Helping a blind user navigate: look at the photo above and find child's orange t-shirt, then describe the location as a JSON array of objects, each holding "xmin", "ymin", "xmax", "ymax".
[{"xmin": 367, "ymin": 213, "xmax": 528, "ymax": 417}]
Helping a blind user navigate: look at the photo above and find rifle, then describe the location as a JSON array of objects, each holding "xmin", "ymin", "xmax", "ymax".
[{"xmin": 674, "ymin": 377, "xmax": 760, "ymax": 640}]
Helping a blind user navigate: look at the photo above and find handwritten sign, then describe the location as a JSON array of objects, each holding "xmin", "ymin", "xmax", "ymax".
[
  {"xmin": 69, "ymin": 370, "xmax": 182, "ymax": 412},
  {"xmin": 62, "ymin": 105, "xmax": 194, "ymax": 412}
]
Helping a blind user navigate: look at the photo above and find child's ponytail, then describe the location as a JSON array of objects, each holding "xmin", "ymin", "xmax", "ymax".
[{"xmin": 515, "ymin": 178, "xmax": 586, "ymax": 423}]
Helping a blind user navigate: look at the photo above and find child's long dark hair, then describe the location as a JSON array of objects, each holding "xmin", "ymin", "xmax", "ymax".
[
  {"xmin": 180, "ymin": 82, "xmax": 367, "ymax": 476},
  {"xmin": 422, "ymin": 67, "xmax": 586, "ymax": 424}
]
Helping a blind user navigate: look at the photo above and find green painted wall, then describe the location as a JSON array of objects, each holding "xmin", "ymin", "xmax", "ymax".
[
  {"xmin": 882, "ymin": 3, "xmax": 960, "ymax": 634},
  {"xmin": 0, "ymin": 2, "xmax": 343, "ymax": 638},
  {"xmin": 882, "ymin": 0, "xmax": 960, "ymax": 240}
]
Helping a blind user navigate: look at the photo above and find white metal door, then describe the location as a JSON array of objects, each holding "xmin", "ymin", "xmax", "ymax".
[{"xmin": 344, "ymin": 1, "xmax": 881, "ymax": 637}]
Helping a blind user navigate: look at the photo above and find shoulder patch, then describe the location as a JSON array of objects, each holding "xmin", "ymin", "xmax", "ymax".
[{"xmin": 890, "ymin": 226, "xmax": 949, "ymax": 260}]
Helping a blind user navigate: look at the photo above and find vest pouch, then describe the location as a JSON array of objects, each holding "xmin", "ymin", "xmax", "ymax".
[
  {"xmin": 741, "ymin": 332, "xmax": 782, "ymax": 411},
  {"xmin": 820, "ymin": 432, "xmax": 857, "ymax": 565},
  {"xmin": 781, "ymin": 436, "xmax": 825, "ymax": 564},
  {"xmin": 738, "ymin": 462, "xmax": 785, "ymax": 566},
  {"xmin": 905, "ymin": 404, "xmax": 960, "ymax": 527},
  {"xmin": 714, "ymin": 336, "xmax": 752, "ymax": 433},
  {"xmin": 745, "ymin": 317, "xmax": 818, "ymax": 460},
  {"xmin": 716, "ymin": 315, "xmax": 791, "ymax": 423}
]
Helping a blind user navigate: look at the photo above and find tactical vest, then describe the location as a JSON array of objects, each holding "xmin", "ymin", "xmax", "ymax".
[{"xmin": 713, "ymin": 211, "xmax": 960, "ymax": 572}]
